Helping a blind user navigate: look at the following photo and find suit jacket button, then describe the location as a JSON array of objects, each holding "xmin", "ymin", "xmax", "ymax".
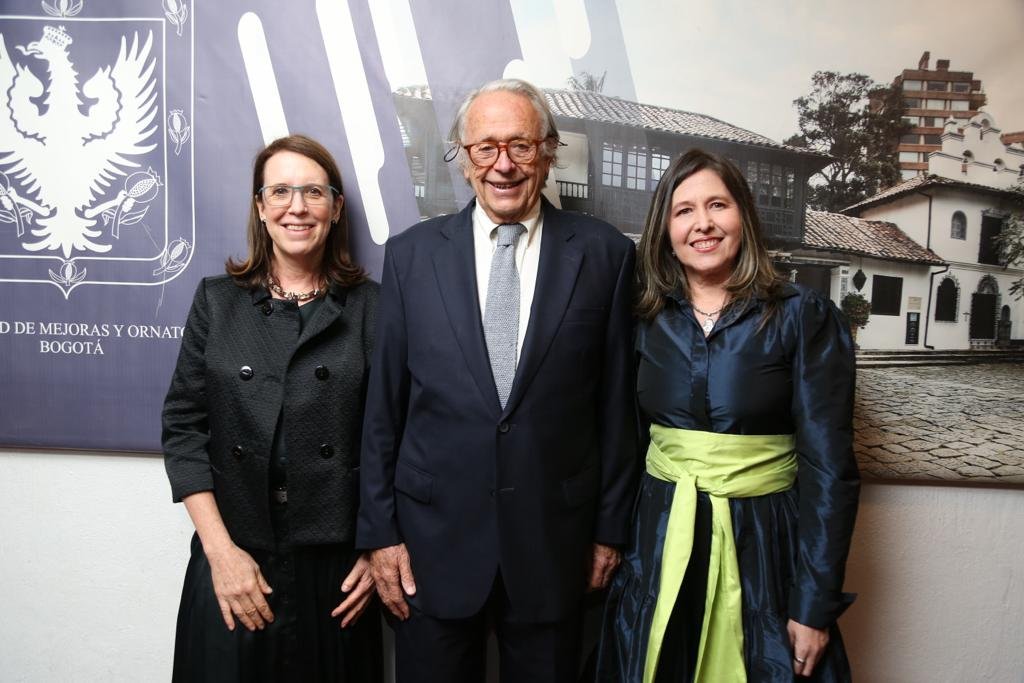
[
  {"xmin": 498, "ymin": 422, "xmax": 510, "ymax": 434},
  {"xmin": 231, "ymin": 445, "xmax": 245, "ymax": 459},
  {"xmin": 320, "ymin": 443, "xmax": 334, "ymax": 459},
  {"xmin": 315, "ymin": 365, "xmax": 330, "ymax": 380},
  {"xmin": 261, "ymin": 301, "xmax": 274, "ymax": 316},
  {"xmin": 239, "ymin": 365, "xmax": 254, "ymax": 380}
]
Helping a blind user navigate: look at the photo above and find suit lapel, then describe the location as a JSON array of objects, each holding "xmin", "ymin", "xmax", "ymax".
[
  {"xmin": 504, "ymin": 203, "xmax": 583, "ymax": 416},
  {"xmin": 432, "ymin": 202, "xmax": 502, "ymax": 414}
]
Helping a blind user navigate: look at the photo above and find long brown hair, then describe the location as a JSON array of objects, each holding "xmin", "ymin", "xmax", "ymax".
[
  {"xmin": 635, "ymin": 148, "xmax": 782, "ymax": 323},
  {"xmin": 226, "ymin": 134, "xmax": 367, "ymax": 289}
]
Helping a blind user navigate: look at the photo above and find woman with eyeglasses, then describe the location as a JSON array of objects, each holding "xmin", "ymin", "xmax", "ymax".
[
  {"xmin": 595, "ymin": 149, "xmax": 858, "ymax": 682},
  {"xmin": 162, "ymin": 134, "xmax": 381, "ymax": 682}
]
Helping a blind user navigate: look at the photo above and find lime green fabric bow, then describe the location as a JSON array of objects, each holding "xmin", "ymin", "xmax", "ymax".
[{"xmin": 643, "ymin": 426, "xmax": 797, "ymax": 683}]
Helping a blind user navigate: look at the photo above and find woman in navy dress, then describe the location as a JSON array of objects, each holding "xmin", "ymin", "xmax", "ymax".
[{"xmin": 596, "ymin": 149, "xmax": 858, "ymax": 682}]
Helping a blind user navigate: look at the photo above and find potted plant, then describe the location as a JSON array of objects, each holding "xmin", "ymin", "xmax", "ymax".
[{"xmin": 840, "ymin": 292, "xmax": 871, "ymax": 348}]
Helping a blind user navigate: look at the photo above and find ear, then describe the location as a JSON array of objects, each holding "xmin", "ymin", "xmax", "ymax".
[{"xmin": 333, "ymin": 194, "xmax": 344, "ymax": 222}]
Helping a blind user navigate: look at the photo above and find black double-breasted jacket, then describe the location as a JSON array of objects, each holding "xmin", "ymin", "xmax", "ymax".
[{"xmin": 162, "ymin": 274, "xmax": 378, "ymax": 550}]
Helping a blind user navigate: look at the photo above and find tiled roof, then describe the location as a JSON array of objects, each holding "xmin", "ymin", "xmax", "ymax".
[
  {"xmin": 843, "ymin": 174, "xmax": 1018, "ymax": 213},
  {"xmin": 394, "ymin": 86, "xmax": 825, "ymax": 157},
  {"xmin": 803, "ymin": 210, "xmax": 945, "ymax": 265}
]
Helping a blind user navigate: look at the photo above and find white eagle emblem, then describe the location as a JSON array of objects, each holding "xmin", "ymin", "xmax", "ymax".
[{"xmin": 0, "ymin": 25, "xmax": 158, "ymax": 257}]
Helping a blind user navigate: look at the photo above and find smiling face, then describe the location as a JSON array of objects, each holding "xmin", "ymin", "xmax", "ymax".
[
  {"xmin": 462, "ymin": 90, "xmax": 552, "ymax": 224},
  {"xmin": 668, "ymin": 168, "xmax": 744, "ymax": 286},
  {"xmin": 257, "ymin": 150, "xmax": 342, "ymax": 271}
]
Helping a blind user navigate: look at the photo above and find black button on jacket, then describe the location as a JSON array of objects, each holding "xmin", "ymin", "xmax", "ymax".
[{"xmin": 162, "ymin": 275, "xmax": 378, "ymax": 550}]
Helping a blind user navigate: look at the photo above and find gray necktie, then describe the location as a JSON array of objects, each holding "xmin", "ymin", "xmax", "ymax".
[{"xmin": 484, "ymin": 222, "xmax": 526, "ymax": 408}]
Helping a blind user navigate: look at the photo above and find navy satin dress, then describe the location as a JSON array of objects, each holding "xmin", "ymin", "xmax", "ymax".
[{"xmin": 596, "ymin": 284, "xmax": 859, "ymax": 682}]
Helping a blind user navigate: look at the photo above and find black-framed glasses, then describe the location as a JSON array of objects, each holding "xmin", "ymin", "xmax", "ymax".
[{"xmin": 257, "ymin": 184, "xmax": 338, "ymax": 207}]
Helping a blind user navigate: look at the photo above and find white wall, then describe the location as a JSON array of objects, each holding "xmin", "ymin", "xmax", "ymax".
[
  {"xmin": 841, "ymin": 482, "xmax": 1024, "ymax": 682},
  {"xmin": 855, "ymin": 260, "xmax": 932, "ymax": 350},
  {"xmin": 1, "ymin": 450, "xmax": 1022, "ymax": 683}
]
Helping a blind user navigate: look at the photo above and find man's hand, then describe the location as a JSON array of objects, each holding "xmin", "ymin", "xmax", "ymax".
[
  {"xmin": 587, "ymin": 542, "xmax": 621, "ymax": 591},
  {"xmin": 369, "ymin": 543, "xmax": 417, "ymax": 620},
  {"xmin": 788, "ymin": 619, "xmax": 829, "ymax": 677}
]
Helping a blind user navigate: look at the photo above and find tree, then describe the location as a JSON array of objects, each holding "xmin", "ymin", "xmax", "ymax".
[
  {"xmin": 784, "ymin": 71, "xmax": 907, "ymax": 212},
  {"xmin": 994, "ymin": 180, "xmax": 1024, "ymax": 299},
  {"xmin": 567, "ymin": 71, "xmax": 607, "ymax": 93}
]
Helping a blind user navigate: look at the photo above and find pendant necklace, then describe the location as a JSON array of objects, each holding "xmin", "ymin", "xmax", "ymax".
[
  {"xmin": 267, "ymin": 275, "xmax": 325, "ymax": 302},
  {"xmin": 691, "ymin": 303, "xmax": 723, "ymax": 335}
]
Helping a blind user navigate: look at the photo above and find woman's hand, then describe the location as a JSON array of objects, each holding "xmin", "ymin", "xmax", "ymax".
[
  {"xmin": 788, "ymin": 619, "xmax": 829, "ymax": 677},
  {"xmin": 331, "ymin": 553, "xmax": 376, "ymax": 627},
  {"xmin": 206, "ymin": 544, "xmax": 274, "ymax": 632}
]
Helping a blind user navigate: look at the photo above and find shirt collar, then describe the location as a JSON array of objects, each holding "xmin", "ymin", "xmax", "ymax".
[{"xmin": 472, "ymin": 201, "xmax": 542, "ymax": 246}]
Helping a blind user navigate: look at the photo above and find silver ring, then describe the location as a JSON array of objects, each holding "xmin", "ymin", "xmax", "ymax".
[{"xmin": 794, "ymin": 657, "xmax": 807, "ymax": 664}]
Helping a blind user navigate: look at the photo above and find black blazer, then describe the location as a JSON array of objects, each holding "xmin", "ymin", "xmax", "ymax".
[
  {"xmin": 163, "ymin": 275, "xmax": 378, "ymax": 549},
  {"xmin": 357, "ymin": 199, "xmax": 637, "ymax": 621}
]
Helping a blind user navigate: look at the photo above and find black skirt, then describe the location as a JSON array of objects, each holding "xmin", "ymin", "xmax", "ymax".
[{"xmin": 172, "ymin": 520, "xmax": 382, "ymax": 682}]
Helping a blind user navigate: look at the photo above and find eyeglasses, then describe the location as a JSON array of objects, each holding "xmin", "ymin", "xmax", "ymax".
[
  {"xmin": 257, "ymin": 184, "xmax": 338, "ymax": 207},
  {"xmin": 459, "ymin": 138, "xmax": 550, "ymax": 167}
]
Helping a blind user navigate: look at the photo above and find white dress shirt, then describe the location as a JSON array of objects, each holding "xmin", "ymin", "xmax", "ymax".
[{"xmin": 472, "ymin": 201, "xmax": 543, "ymax": 363}]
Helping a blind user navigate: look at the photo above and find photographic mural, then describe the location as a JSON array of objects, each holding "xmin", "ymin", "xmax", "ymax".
[{"xmin": 0, "ymin": 0, "xmax": 1022, "ymax": 485}]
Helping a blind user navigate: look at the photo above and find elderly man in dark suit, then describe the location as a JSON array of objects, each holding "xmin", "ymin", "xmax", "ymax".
[{"xmin": 357, "ymin": 78, "xmax": 637, "ymax": 682}]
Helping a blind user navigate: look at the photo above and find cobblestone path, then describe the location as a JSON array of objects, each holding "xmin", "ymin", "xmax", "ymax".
[{"xmin": 855, "ymin": 363, "xmax": 1024, "ymax": 483}]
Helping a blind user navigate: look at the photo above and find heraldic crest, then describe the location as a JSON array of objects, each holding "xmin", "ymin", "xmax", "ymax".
[{"xmin": 0, "ymin": 5, "xmax": 194, "ymax": 297}]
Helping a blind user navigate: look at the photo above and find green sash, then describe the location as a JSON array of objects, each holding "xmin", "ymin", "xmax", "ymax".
[{"xmin": 643, "ymin": 425, "xmax": 797, "ymax": 683}]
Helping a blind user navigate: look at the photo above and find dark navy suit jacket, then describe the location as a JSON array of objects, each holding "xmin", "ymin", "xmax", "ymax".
[{"xmin": 357, "ymin": 198, "xmax": 637, "ymax": 621}]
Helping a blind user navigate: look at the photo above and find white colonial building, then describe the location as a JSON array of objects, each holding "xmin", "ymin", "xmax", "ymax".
[
  {"xmin": 789, "ymin": 211, "xmax": 944, "ymax": 350},
  {"xmin": 840, "ymin": 112, "xmax": 1024, "ymax": 349}
]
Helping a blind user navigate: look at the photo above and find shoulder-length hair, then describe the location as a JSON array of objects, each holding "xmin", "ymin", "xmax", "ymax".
[
  {"xmin": 226, "ymin": 134, "xmax": 367, "ymax": 289},
  {"xmin": 635, "ymin": 148, "xmax": 782, "ymax": 322}
]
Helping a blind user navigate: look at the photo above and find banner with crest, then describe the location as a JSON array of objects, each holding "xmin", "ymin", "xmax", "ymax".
[
  {"xmin": 0, "ymin": 0, "xmax": 196, "ymax": 450},
  {"xmin": 1, "ymin": 0, "xmax": 1022, "ymax": 483}
]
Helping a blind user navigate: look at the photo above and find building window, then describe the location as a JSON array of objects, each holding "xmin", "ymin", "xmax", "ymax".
[
  {"xmin": 902, "ymin": 80, "xmax": 922, "ymax": 91},
  {"xmin": 951, "ymin": 211, "xmax": 966, "ymax": 239},
  {"xmin": 650, "ymin": 152, "xmax": 671, "ymax": 189},
  {"xmin": 902, "ymin": 116, "xmax": 919, "ymax": 126},
  {"xmin": 625, "ymin": 146, "xmax": 647, "ymax": 190},
  {"xmin": 926, "ymin": 98, "xmax": 946, "ymax": 110},
  {"xmin": 901, "ymin": 134, "xmax": 920, "ymax": 144},
  {"xmin": 978, "ymin": 215, "xmax": 1003, "ymax": 265},
  {"xmin": 927, "ymin": 81, "xmax": 948, "ymax": 91},
  {"xmin": 923, "ymin": 134, "xmax": 941, "ymax": 144},
  {"xmin": 904, "ymin": 98, "xmax": 921, "ymax": 108},
  {"xmin": 601, "ymin": 143, "xmax": 622, "ymax": 187},
  {"xmin": 950, "ymin": 100, "xmax": 970, "ymax": 111},
  {"xmin": 899, "ymin": 151, "xmax": 922, "ymax": 163},
  {"xmin": 871, "ymin": 275, "xmax": 903, "ymax": 316},
  {"xmin": 935, "ymin": 278, "xmax": 958, "ymax": 321},
  {"xmin": 963, "ymin": 150, "xmax": 974, "ymax": 163},
  {"xmin": 952, "ymin": 82, "xmax": 970, "ymax": 93},
  {"xmin": 741, "ymin": 161, "xmax": 795, "ymax": 211},
  {"xmin": 994, "ymin": 158, "xmax": 1006, "ymax": 171}
]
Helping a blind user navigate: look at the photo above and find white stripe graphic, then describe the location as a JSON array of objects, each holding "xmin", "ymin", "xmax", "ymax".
[
  {"xmin": 316, "ymin": 0, "xmax": 389, "ymax": 245},
  {"xmin": 237, "ymin": 12, "xmax": 288, "ymax": 144},
  {"xmin": 552, "ymin": 0, "xmax": 591, "ymax": 59}
]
